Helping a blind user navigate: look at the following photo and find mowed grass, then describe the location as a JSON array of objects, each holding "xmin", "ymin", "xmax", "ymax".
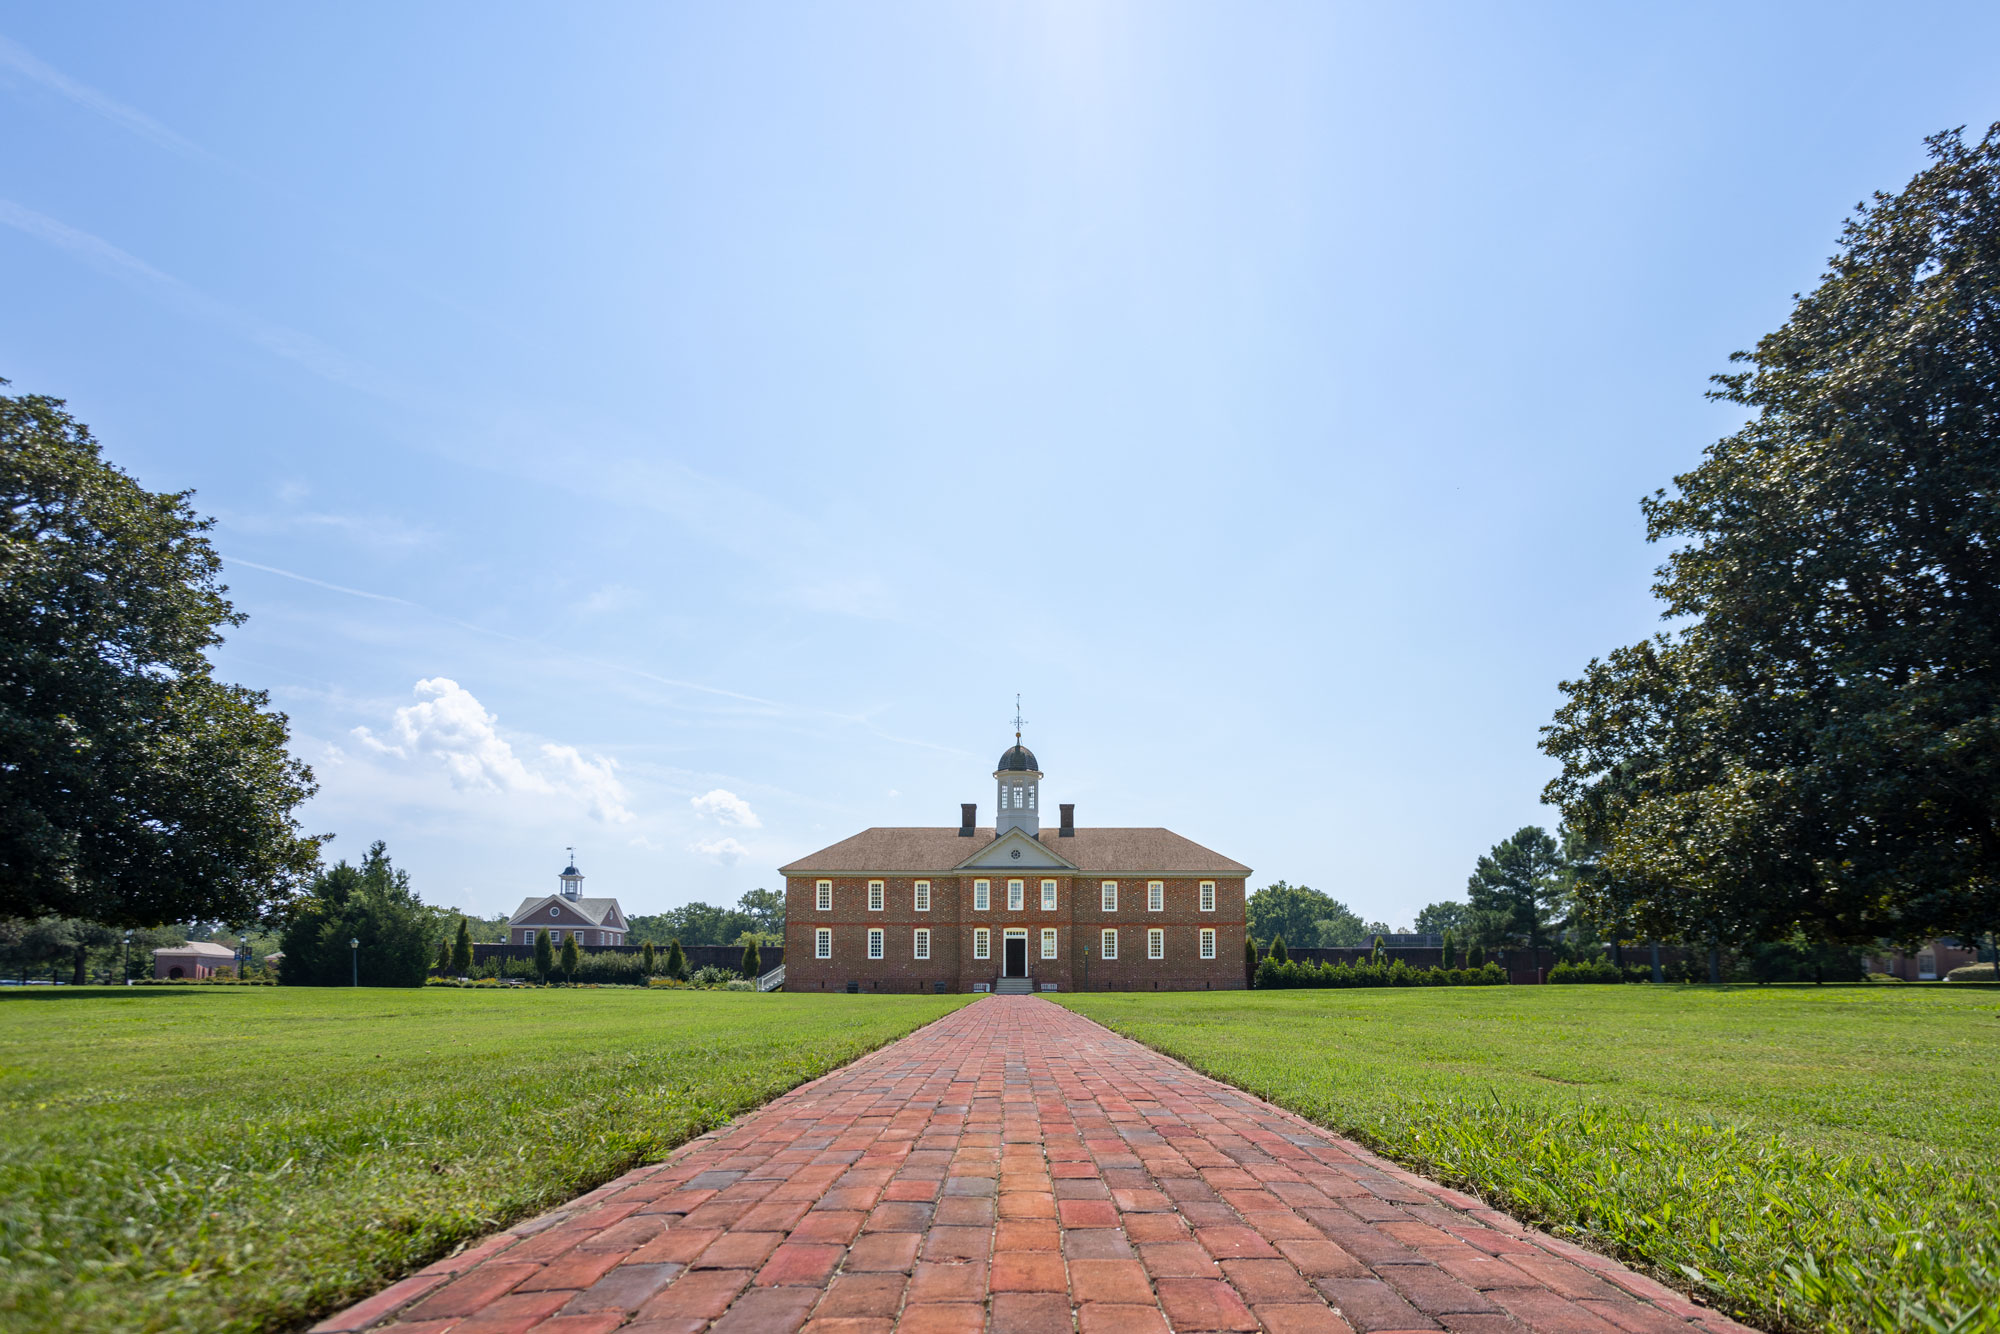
[
  {"xmin": 0, "ymin": 986, "xmax": 972, "ymax": 1334},
  {"xmin": 1057, "ymin": 986, "xmax": 2000, "ymax": 1334}
]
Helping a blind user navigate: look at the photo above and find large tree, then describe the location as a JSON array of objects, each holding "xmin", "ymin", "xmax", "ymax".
[
  {"xmin": 1542, "ymin": 127, "xmax": 2000, "ymax": 950},
  {"xmin": 1414, "ymin": 900, "xmax": 1472, "ymax": 937},
  {"xmin": 1466, "ymin": 827, "xmax": 1567, "ymax": 953},
  {"xmin": 0, "ymin": 387, "xmax": 321, "ymax": 927},
  {"xmin": 277, "ymin": 843, "xmax": 438, "ymax": 986},
  {"xmin": 1246, "ymin": 881, "xmax": 1362, "ymax": 949}
]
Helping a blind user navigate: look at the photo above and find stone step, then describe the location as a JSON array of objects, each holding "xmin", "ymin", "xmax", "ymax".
[{"xmin": 993, "ymin": 977, "xmax": 1034, "ymax": 995}]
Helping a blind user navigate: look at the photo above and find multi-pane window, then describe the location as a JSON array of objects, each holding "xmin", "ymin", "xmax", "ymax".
[
  {"xmin": 1041, "ymin": 928, "xmax": 1058, "ymax": 959},
  {"xmin": 1148, "ymin": 881, "xmax": 1164, "ymax": 912},
  {"xmin": 815, "ymin": 928, "xmax": 832, "ymax": 959},
  {"xmin": 868, "ymin": 881, "xmax": 884, "ymax": 911},
  {"xmin": 974, "ymin": 880, "xmax": 990, "ymax": 911},
  {"xmin": 915, "ymin": 881, "xmax": 931, "ymax": 912},
  {"xmin": 1200, "ymin": 928, "xmax": 1216, "ymax": 960},
  {"xmin": 1148, "ymin": 928, "xmax": 1165, "ymax": 960},
  {"xmin": 914, "ymin": 929, "xmax": 931, "ymax": 960},
  {"xmin": 550, "ymin": 930, "xmax": 562, "ymax": 942},
  {"xmin": 1041, "ymin": 879, "xmax": 1057, "ymax": 910},
  {"xmin": 1100, "ymin": 928, "xmax": 1118, "ymax": 960},
  {"xmin": 1101, "ymin": 881, "xmax": 1118, "ymax": 912},
  {"xmin": 816, "ymin": 880, "xmax": 832, "ymax": 911},
  {"xmin": 974, "ymin": 928, "xmax": 990, "ymax": 960},
  {"xmin": 1007, "ymin": 879, "xmax": 1024, "ymax": 911},
  {"xmin": 868, "ymin": 929, "xmax": 884, "ymax": 960},
  {"xmin": 1199, "ymin": 881, "xmax": 1215, "ymax": 913}
]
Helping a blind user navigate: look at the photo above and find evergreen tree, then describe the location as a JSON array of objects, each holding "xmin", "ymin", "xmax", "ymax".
[
  {"xmin": 1440, "ymin": 929, "xmax": 1455, "ymax": 969},
  {"xmin": 534, "ymin": 929, "xmax": 554, "ymax": 981},
  {"xmin": 1269, "ymin": 934, "xmax": 1288, "ymax": 964},
  {"xmin": 740, "ymin": 936, "xmax": 761, "ymax": 979},
  {"xmin": 277, "ymin": 842, "xmax": 438, "ymax": 987},
  {"xmin": 560, "ymin": 933, "xmax": 580, "ymax": 983},
  {"xmin": 451, "ymin": 917, "xmax": 473, "ymax": 974},
  {"xmin": 1244, "ymin": 937, "xmax": 1258, "ymax": 975},
  {"xmin": 434, "ymin": 934, "xmax": 450, "ymax": 971},
  {"xmin": 1466, "ymin": 827, "xmax": 1567, "ymax": 954},
  {"xmin": 642, "ymin": 941, "xmax": 656, "ymax": 974}
]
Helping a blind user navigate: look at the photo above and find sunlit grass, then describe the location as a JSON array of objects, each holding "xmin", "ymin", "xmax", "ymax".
[
  {"xmin": 0, "ymin": 986, "xmax": 972, "ymax": 1334},
  {"xmin": 1056, "ymin": 986, "xmax": 2000, "ymax": 1334}
]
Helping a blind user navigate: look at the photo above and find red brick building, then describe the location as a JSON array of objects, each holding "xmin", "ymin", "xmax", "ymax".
[{"xmin": 781, "ymin": 740, "xmax": 1250, "ymax": 993}]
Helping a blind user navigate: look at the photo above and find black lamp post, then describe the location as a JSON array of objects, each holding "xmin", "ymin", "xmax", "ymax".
[
  {"xmin": 1082, "ymin": 946, "xmax": 1090, "ymax": 992},
  {"xmin": 350, "ymin": 937, "xmax": 360, "ymax": 988},
  {"xmin": 122, "ymin": 930, "xmax": 132, "ymax": 986}
]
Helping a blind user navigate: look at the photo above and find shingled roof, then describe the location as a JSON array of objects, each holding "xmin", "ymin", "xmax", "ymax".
[
  {"xmin": 779, "ymin": 827, "xmax": 1249, "ymax": 876},
  {"xmin": 507, "ymin": 896, "xmax": 626, "ymax": 926}
]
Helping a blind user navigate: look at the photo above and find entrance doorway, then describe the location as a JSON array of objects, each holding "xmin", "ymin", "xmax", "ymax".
[{"xmin": 1004, "ymin": 936, "xmax": 1028, "ymax": 978}]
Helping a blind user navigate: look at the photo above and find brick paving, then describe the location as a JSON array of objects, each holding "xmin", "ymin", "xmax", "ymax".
[{"xmin": 317, "ymin": 997, "xmax": 1756, "ymax": 1334}]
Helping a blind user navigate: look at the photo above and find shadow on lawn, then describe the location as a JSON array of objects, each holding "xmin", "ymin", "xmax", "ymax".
[{"xmin": 0, "ymin": 986, "xmax": 224, "ymax": 1002}]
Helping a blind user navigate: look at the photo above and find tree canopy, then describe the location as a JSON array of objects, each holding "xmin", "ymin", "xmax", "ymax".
[
  {"xmin": 1414, "ymin": 900, "xmax": 1472, "ymax": 937},
  {"xmin": 0, "ymin": 386, "xmax": 321, "ymax": 927},
  {"xmin": 1246, "ymin": 881, "xmax": 1365, "ymax": 948},
  {"xmin": 277, "ymin": 843, "xmax": 437, "ymax": 986},
  {"xmin": 1465, "ymin": 827, "xmax": 1567, "ymax": 952},
  {"xmin": 627, "ymin": 889, "xmax": 784, "ymax": 947},
  {"xmin": 1542, "ymin": 127, "xmax": 2000, "ymax": 950}
]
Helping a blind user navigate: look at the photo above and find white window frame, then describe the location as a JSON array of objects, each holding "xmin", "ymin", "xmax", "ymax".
[
  {"xmin": 868, "ymin": 881, "xmax": 884, "ymax": 912},
  {"xmin": 1100, "ymin": 928, "xmax": 1118, "ymax": 960},
  {"xmin": 868, "ymin": 928, "xmax": 884, "ymax": 960},
  {"xmin": 914, "ymin": 928, "xmax": 931, "ymax": 960},
  {"xmin": 550, "ymin": 929, "xmax": 562, "ymax": 942},
  {"xmin": 974, "ymin": 928, "xmax": 990, "ymax": 960},
  {"xmin": 974, "ymin": 880, "xmax": 990, "ymax": 911},
  {"xmin": 1101, "ymin": 881, "xmax": 1117, "ymax": 913},
  {"xmin": 815, "ymin": 928, "xmax": 832, "ymax": 959},
  {"xmin": 1041, "ymin": 928, "xmax": 1058, "ymax": 960},
  {"xmin": 1041, "ymin": 879, "xmax": 1057, "ymax": 910},
  {"xmin": 914, "ymin": 880, "xmax": 931, "ymax": 912},
  {"xmin": 817, "ymin": 880, "xmax": 832, "ymax": 912},
  {"xmin": 1200, "ymin": 928, "xmax": 1216, "ymax": 960},
  {"xmin": 1148, "ymin": 881, "xmax": 1164, "ymax": 912},
  {"xmin": 1148, "ymin": 928, "xmax": 1164, "ymax": 960},
  {"xmin": 1007, "ymin": 879, "xmax": 1024, "ymax": 911},
  {"xmin": 1199, "ymin": 881, "xmax": 1215, "ymax": 913}
]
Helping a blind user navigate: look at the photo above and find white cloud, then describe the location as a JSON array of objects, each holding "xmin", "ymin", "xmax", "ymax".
[
  {"xmin": 690, "ymin": 788, "xmax": 761, "ymax": 828},
  {"xmin": 692, "ymin": 837, "xmax": 750, "ymax": 865},
  {"xmin": 353, "ymin": 677, "xmax": 633, "ymax": 823}
]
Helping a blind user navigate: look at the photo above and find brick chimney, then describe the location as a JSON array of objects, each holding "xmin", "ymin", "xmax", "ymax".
[
  {"xmin": 959, "ymin": 803, "xmax": 977, "ymax": 837},
  {"xmin": 1059, "ymin": 803, "xmax": 1075, "ymax": 837}
]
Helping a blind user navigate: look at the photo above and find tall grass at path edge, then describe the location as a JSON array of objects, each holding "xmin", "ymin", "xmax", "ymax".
[
  {"xmin": 0, "ymin": 986, "xmax": 973, "ymax": 1334},
  {"xmin": 1056, "ymin": 985, "xmax": 2000, "ymax": 1334}
]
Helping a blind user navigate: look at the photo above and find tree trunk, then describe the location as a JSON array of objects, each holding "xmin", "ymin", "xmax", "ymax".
[
  {"xmin": 71, "ymin": 944, "xmax": 87, "ymax": 987},
  {"xmin": 1707, "ymin": 943, "xmax": 1721, "ymax": 984},
  {"xmin": 1651, "ymin": 940, "xmax": 1663, "ymax": 984}
]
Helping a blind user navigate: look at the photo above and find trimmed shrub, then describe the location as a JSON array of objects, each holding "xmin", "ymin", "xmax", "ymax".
[
  {"xmin": 559, "ymin": 934, "xmax": 581, "ymax": 982},
  {"xmin": 451, "ymin": 918, "xmax": 473, "ymax": 975},
  {"xmin": 642, "ymin": 941, "xmax": 656, "ymax": 975},
  {"xmin": 723, "ymin": 978, "xmax": 755, "ymax": 991},
  {"xmin": 1269, "ymin": 934, "xmax": 1289, "ymax": 964},
  {"xmin": 741, "ymin": 937, "xmax": 761, "ymax": 979},
  {"xmin": 1946, "ymin": 961, "xmax": 1998, "ymax": 982},
  {"xmin": 1550, "ymin": 957, "xmax": 1623, "ymax": 984},
  {"xmin": 533, "ymin": 930, "xmax": 554, "ymax": 980},
  {"xmin": 664, "ymin": 939, "xmax": 688, "ymax": 981}
]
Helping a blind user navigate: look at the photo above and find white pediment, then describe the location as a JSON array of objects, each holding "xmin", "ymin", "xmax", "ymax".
[{"xmin": 955, "ymin": 827, "xmax": 1078, "ymax": 871}]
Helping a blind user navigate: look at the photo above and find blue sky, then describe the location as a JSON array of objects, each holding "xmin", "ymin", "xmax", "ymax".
[{"xmin": 5, "ymin": 3, "xmax": 1997, "ymax": 926}]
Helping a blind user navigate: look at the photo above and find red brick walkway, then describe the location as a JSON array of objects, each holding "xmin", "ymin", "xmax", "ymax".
[{"xmin": 318, "ymin": 997, "xmax": 1753, "ymax": 1334}]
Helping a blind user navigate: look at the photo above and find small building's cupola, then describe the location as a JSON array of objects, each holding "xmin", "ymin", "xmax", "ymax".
[
  {"xmin": 994, "ymin": 703, "xmax": 1043, "ymax": 837},
  {"xmin": 559, "ymin": 849, "xmax": 584, "ymax": 901}
]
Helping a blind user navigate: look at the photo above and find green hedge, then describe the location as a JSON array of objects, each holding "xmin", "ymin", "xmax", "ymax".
[
  {"xmin": 1549, "ymin": 957, "xmax": 1625, "ymax": 984},
  {"xmin": 1254, "ymin": 957, "xmax": 1507, "ymax": 989}
]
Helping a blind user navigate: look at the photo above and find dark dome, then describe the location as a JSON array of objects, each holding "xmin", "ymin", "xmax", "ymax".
[
  {"xmin": 997, "ymin": 744, "xmax": 1039, "ymax": 772},
  {"xmin": 561, "ymin": 864, "xmax": 582, "ymax": 877}
]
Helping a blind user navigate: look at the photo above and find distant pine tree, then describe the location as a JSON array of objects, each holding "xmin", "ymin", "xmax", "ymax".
[
  {"xmin": 741, "ymin": 937, "xmax": 761, "ymax": 980},
  {"xmin": 451, "ymin": 917, "xmax": 473, "ymax": 974},
  {"xmin": 560, "ymin": 933, "xmax": 580, "ymax": 983},
  {"xmin": 534, "ymin": 929, "xmax": 554, "ymax": 980},
  {"xmin": 664, "ymin": 939, "xmax": 688, "ymax": 981},
  {"xmin": 434, "ymin": 934, "xmax": 450, "ymax": 971},
  {"xmin": 1244, "ymin": 937, "xmax": 1258, "ymax": 975},
  {"xmin": 642, "ymin": 941, "xmax": 656, "ymax": 974},
  {"xmin": 1269, "ymin": 934, "xmax": 1288, "ymax": 964}
]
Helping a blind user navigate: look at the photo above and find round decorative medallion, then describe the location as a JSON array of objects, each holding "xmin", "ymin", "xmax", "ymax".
[{"xmin": 1011, "ymin": 849, "xmax": 1022, "ymax": 859}]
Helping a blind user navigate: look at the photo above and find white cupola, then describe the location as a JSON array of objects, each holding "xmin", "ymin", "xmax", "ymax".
[
  {"xmin": 559, "ymin": 853, "xmax": 583, "ymax": 900},
  {"xmin": 994, "ymin": 741, "xmax": 1042, "ymax": 837}
]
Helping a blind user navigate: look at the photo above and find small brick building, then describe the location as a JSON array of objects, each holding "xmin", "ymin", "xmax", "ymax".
[
  {"xmin": 781, "ymin": 739, "xmax": 1250, "ymax": 993},
  {"xmin": 507, "ymin": 857, "xmax": 630, "ymax": 948}
]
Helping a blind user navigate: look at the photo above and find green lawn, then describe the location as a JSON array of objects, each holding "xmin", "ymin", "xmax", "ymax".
[
  {"xmin": 1057, "ymin": 986, "xmax": 2000, "ymax": 1334},
  {"xmin": 0, "ymin": 986, "xmax": 972, "ymax": 1334}
]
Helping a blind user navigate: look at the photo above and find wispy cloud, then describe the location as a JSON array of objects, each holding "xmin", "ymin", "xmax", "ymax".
[
  {"xmin": 0, "ymin": 201, "xmax": 391, "ymax": 394},
  {"xmin": 0, "ymin": 34, "xmax": 210, "ymax": 160},
  {"xmin": 226, "ymin": 557, "xmax": 418, "ymax": 606},
  {"xmin": 691, "ymin": 836, "xmax": 750, "ymax": 865}
]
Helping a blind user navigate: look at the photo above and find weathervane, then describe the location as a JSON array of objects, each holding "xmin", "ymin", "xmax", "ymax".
[{"xmin": 1012, "ymin": 694, "xmax": 1027, "ymax": 746}]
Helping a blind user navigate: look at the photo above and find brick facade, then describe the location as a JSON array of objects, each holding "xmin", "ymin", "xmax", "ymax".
[{"xmin": 782, "ymin": 865, "xmax": 1248, "ymax": 994}]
